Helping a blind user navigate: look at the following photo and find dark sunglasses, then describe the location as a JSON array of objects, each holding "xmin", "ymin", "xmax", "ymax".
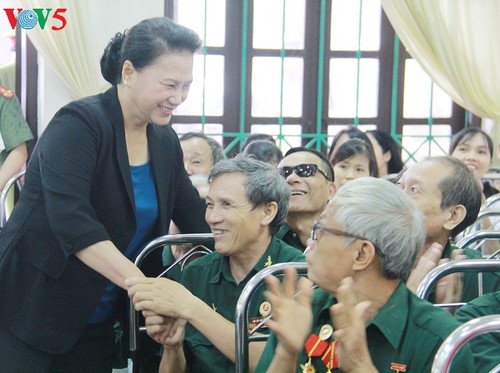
[{"xmin": 278, "ymin": 164, "xmax": 332, "ymax": 181}]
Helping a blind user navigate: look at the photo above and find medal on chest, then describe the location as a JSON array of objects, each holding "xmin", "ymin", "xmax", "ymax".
[
  {"xmin": 301, "ymin": 324, "xmax": 340, "ymax": 372},
  {"xmin": 248, "ymin": 301, "xmax": 272, "ymax": 331}
]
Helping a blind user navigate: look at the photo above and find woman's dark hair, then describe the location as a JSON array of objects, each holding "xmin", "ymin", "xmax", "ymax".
[
  {"xmin": 101, "ymin": 17, "xmax": 202, "ymax": 85},
  {"xmin": 366, "ymin": 129, "xmax": 404, "ymax": 174},
  {"xmin": 242, "ymin": 140, "xmax": 283, "ymax": 166},
  {"xmin": 331, "ymin": 138, "xmax": 379, "ymax": 177},
  {"xmin": 449, "ymin": 127, "xmax": 493, "ymax": 160},
  {"xmin": 327, "ymin": 125, "xmax": 372, "ymax": 162}
]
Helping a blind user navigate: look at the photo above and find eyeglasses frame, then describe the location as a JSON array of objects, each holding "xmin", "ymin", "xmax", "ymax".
[
  {"xmin": 278, "ymin": 163, "xmax": 332, "ymax": 181},
  {"xmin": 310, "ymin": 221, "xmax": 384, "ymax": 257}
]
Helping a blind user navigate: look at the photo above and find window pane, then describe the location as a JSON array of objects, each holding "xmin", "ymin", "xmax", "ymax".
[
  {"xmin": 251, "ymin": 124, "xmax": 302, "ymax": 154},
  {"xmin": 177, "ymin": 0, "xmax": 226, "ymax": 47},
  {"xmin": 403, "ymin": 59, "xmax": 453, "ymax": 118},
  {"xmin": 402, "ymin": 124, "xmax": 451, "ymax": 163},
  {"xmin": 175, "ymin": 55, "xmax": 224, "ymax": 116},
  {"xmin": 171, "ymin": 123, "xmax": 224, "ymax": 145},
  {"xmin": 252, "ymin": 57, "xmax": 303, "ymax": 117},
  {"xmin": 253, "ymin": 0, "xmax": 305, "ymax": 49},
  {"xmin": 331, "ymin": 0, "xmax": 381, "ymax": 51},
  {"xmin": 329, "ymin": 58, "xmax": 379, "ymax": 118}
]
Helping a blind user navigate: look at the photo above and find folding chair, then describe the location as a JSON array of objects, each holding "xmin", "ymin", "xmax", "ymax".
[
  {"xmin": 129, "ymin": 233, "xmax": 214, "ymax": 373},
  {"xmin": 431, "ymin": 315, "xmax": 500, "ymax": 373},
  {"xmin": 0, "ymin": 169, "xmax": 25, "ymax": 228},
  {"xmin": 234, "ymin": 261, "xmax": 308, "ymax": 373},
  {"xmin": 416, "ymin": 259, "xmax": 500, "ymax": 308},
  {"xmin": 461, "ymin": 191, "xmax": 500, "ymax": 243},
  {"xmin": 457, "ymin": 230, "xmax": 500, "ymax": 251},
  {"xmin": 482, "ymin": 193, "xmax": 500, "ymax": 209}
]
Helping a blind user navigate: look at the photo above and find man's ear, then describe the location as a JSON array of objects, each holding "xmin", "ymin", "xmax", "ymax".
[
  {"xmin": 327, "ymin": 181, "xmax": 336, "ymax": 199},
  {"xmin": 442, "ymin": 204, "xmax": 467, "ymax": 232},
  {"xmin": 261, "ymin": 201, "xmax": 278, "ymax": 226},
  {"xmin": 352, "ymin": 241, "xmax": 376, "ymax": 271}
]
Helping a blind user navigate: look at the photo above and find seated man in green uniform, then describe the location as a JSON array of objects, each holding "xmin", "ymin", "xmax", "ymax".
[
  {"xmin": 455, "ymin": 291, "xmax": 500, "ymax": 372},
  {"xmin": 398, "ymin": 156, "xmax": 500, "ymax": 304},
  {"xmin": 128, "ymin": 156, "xmax": 305, "ymax": 373},
  {"xmin": 256, "ymin": 177, "xmax": 475, "ymax": 373},
  {"xmin": 0, "ymin": 86, "xmax": 34, "ymax": 211},
  {"xmin": 275, "ymin": 147, "xmax": 335, "ymax": 252}
]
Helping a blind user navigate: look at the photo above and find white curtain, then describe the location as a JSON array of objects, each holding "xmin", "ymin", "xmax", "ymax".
[
  {"xmin": 381, "ymin": 0, "xmax": 500, "ymax": 122},
  {"xmin": 14, "ymin": 0, "xmax": 102, "ymax": 99}
]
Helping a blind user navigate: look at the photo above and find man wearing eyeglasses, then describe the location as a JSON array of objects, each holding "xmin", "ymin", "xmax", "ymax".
[
  {"xmin": 275, "ymin": 147, "xmax": 335, "ymax": 252},
  {"xmin": 255, "ymin": 177, "xmax": 475, "ymax": 372}
]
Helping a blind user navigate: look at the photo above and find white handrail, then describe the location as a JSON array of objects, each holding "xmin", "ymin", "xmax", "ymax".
[{"xmin": 0, "ymin": 169, "xmax": 25, "ymax": 228}]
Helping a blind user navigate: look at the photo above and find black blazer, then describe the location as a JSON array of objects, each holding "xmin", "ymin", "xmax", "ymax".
[{"xmin": 0, "ymin": 87, "xmax": 209, "ymax": 354}]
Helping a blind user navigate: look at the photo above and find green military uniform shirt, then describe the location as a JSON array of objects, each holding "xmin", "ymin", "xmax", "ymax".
[
  {"xmin": 179, "ymin": 235, "xmax": 305, "ymax": 373},
  {"xmin": 275, "ymin": 223, "xmax": 307, "ymax": 252},
  {"xmin": 161, "ymin": 245, "xmax": 186, "ymax": 282},
  {"xmin": 0, "ymin": 62, "xmax": 16, "ymax": 94},
  {"xmin": 0, "ymin": 87, "xmax": 33, "ymax": 165},
  {"xmin": 256, "ymin": 283, "xmax": 476, "ymax": 373},
  {"xmin": 455, "ymin": 291, "xmax": 500, "ymax": 372}
]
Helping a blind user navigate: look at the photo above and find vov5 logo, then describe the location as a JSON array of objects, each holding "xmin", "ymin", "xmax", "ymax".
[{"xmin": 4, "ymin": 8, "xmax": 67, "ymax": 30}]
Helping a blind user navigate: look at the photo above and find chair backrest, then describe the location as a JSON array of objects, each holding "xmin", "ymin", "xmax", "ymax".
[
  {"xmin": 456, "ymin": 229, "xmax": 500, "ymax": 254},
  {"xmin": 416, "ymin": 259, "xmax": 500, "ymax": 308},
  {"xmin": 234, "ymin": 261, "xmax": 308, "ymax": 373},
  {"xmin": 456, "ymin": 230, "xmax": 500, "ymax": 251},
  {"xmin": 483, "ymin": 193, "xmax": 500, "ymax": 209},
  {"xmin": 431, "ymin": 315, "xmax": 500, "ymax": 373},
  {"xmin": 129, "ymin": 233, "xmax": 214, "ymax": 373},
  {"xmin": 461, "ymin": 192, "xmax": 500, "ymax": 238},
  {"xmin": 0, "ymin": 169, "xmax": 25, "ymax": 228},
  {"xmin": 475, "ymin": 208, "xmax": 500, "ymax": 222}
]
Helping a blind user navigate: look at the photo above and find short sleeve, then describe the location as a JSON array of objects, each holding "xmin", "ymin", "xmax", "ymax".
[{"xmin": 0, "ymin": 95, "xmax": 34, "ymax": 152}]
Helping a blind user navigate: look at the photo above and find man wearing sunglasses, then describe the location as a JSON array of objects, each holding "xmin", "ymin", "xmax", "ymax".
[
  {"xmin": 255, "ymin": 177, "xmax": 475, "ymax": 372},
  {"xmin": 275, "ymin": 147, "xmax": 335, "ymax": 252}
]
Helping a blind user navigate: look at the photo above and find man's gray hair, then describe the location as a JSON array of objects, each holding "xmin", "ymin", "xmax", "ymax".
[
  {"xmin": 180, "ymin": 132, "xmax": 227, "ymax": 166},
  {"xmin": 332, "ymin": 177, "xmax": 426, "ymax": 280},
  {"xmin": 422, "ymin": 156, "xmax": 481, "ymax": 237},
  {"xmin": 209, "ymin": 156, "xmax": 290, "ymax": 232}
]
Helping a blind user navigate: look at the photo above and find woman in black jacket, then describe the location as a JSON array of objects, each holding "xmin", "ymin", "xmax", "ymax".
[{"xmin": 0, "ymin": 17, "xmax": 209, "ymax": 372}]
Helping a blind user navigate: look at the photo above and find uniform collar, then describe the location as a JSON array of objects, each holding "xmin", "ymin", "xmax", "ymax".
[
  {"xmin": 368, "ymin": 282, "xmax": 409, "ymax": 350},
  {"xmin": 276, "ymin": 223, "xmax": 307, "ymax": 251},
  {"xmin": 442, "ymin": 239, "xmax": 454, "ymax": 259},
  {"xmin": 316, "ymin": 282, "xmax": 409, "ymax": 350},
  {"xmin": 208, "ymin": 235, "xmax": 281, "ymax": 285}
]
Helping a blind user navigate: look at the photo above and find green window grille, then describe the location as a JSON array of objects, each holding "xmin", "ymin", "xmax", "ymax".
[{"xmin": 167, "ymin": 0, "xmax": 472, "ymax": 162}]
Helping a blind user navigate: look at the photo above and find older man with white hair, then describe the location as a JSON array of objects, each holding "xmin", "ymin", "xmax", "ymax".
[{"xmin": 256, "ymin": 177, "xmax": 475, "ymax": 373}]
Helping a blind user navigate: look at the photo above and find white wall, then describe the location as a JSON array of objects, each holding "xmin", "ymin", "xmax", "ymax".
[{"xmin": 38, "ymin": 0, "xmax": 165, "ymax": 133}]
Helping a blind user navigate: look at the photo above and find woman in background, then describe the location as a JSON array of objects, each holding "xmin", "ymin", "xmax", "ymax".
[
  {"xmin": 0, "ymin": 17, "xmax": 208, "ymax": 372},
  {"xmin": 450, "ymin": 127, "xmax": 499, "ymax": 254},
  {"xmin": 327, "ymin": 125, "xmax": 372, "ymax": 163},
  {"xmin": 331, "ymin": 138, "xmax": 378, "ymax": 191},
  {"xmin": 450, "ymin": 127, "xmax": 498, "ymax": 199},
  {"xmin": 366, "ymin": 129, "xmax": 404, "ymax": 178}
]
